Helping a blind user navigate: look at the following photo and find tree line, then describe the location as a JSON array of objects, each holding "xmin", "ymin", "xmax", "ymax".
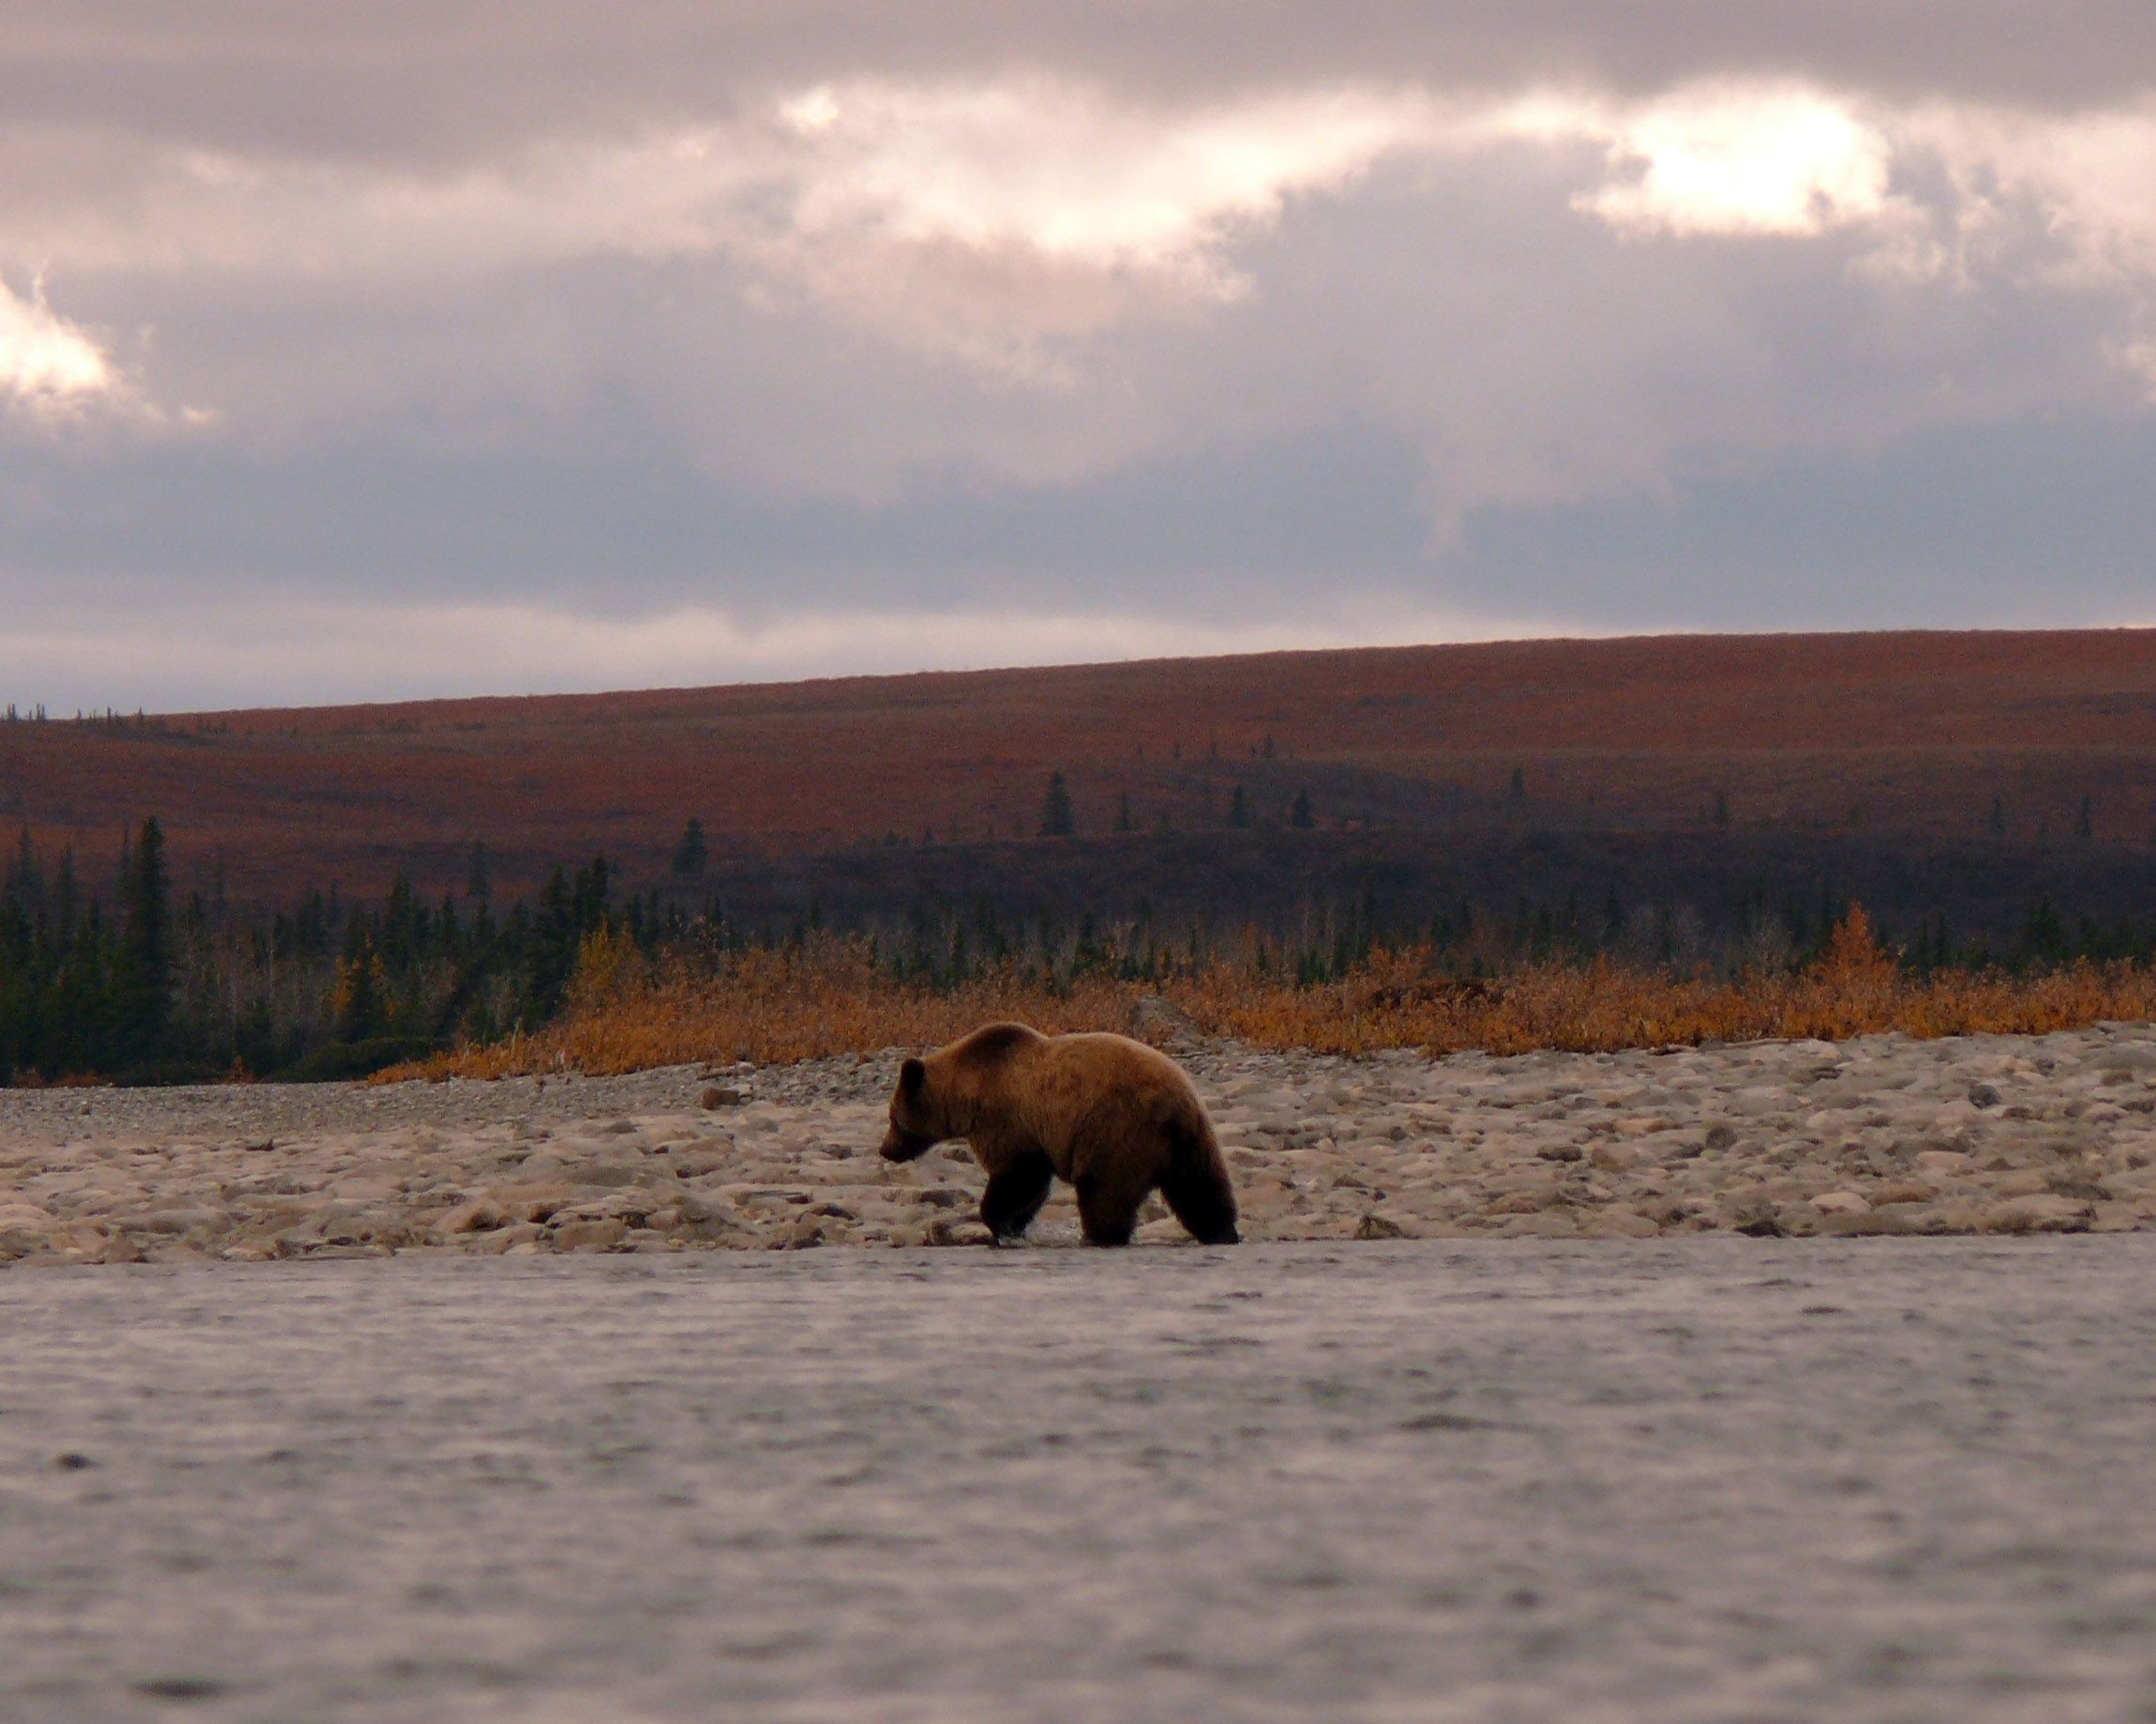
[
  {"xmin": 0, "ymin": 820, "xmax": 641, "ymax": 1084},
  {"xmin": 7, "ymin": 805, "xmax": 2156, "ymax": 1085}
]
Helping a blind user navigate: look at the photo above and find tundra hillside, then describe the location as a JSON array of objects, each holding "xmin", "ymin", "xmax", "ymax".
[
  {"xmin": 7, "ymin": 631, "xmax": 2155, "ymax": 928},
  {"xmin": 8, "ymin": 631, "xmax": 2156, "ymax": 1083}
]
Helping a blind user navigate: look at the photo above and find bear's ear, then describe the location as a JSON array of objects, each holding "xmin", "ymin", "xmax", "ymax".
[{"xmin": 899, "ymin": 1057, "xmax": 926, "ymax": 1098}]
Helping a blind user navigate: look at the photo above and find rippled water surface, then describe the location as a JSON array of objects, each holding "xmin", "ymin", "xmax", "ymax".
[{"xmin": 5, "ymin": 1240, "xmax": 2156, "ymax": 1722}]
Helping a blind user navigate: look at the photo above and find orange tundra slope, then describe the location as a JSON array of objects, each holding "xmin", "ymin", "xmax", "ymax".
[{"xmin": 3, "ymin": 630, "xmax": 2154, "ymax": 908}]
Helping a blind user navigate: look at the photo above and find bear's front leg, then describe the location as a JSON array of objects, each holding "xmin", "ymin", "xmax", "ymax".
[{"xmin": 979, "ymin": 1152, "xmax": 1054, "ymax": 1245}]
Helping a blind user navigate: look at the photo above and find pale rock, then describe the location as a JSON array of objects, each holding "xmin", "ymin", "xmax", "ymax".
[
  {"xmin": 1810, "ymin": 1191, "xmax": 1870, "ymax": 1216},
  {"xmin": 1983, "ymin": 1194, "xmax": 2094, "ymax": 1233},
  {"xmin": 551, "ymin": 1216, "xmax": 628, "ymax": 1251},
  {"xmin": 0, "ymin": 1198, "xmax": 56, "ymax": 1253},
  {"xmin": 923, "ymin": 1215, "xmax": 992, "ymax": 1248},
  {"xmin": 140, "ymin": 1207, "xmax": 229, "ymax": 1237},
  {"xmin": 432, "ymin": 1198, "xmax": 508, "ymax": 1236},
  {"xmin": 471, "ymin": 1221, "xmax": 546, "ymax": 1253}
]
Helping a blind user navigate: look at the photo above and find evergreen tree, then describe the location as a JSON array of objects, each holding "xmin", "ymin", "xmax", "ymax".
[
  {"xmin": 117, "ymin": 817, "xmax": 172, "ymax": 1063},
  {"xmin": 466, "ymin": 841, "xmax": 491, "ymax": 901},
  {"xmin": 1228, "ymin": 785, "xmax": 1251, "ymax": 828},
  {"xmin": 1289, "ymin": 788, "xmax": 1315, "ymax": 829},
  {"xmin": 2023, "ymin": 898, "xmax": 2066, "ymax": 963},
  {"xmin": 671, "ymin": 817, "xmax": 709, "ymax": 878},
  {"xmin": 1114, "ymin": 794, "xmax": 1133, "ymax": 833},
  {"xmin": 528, "ymin": 866, "xmax": 579, "ymax": 1016},
  {"xmin": 336, "ymin": 919, "xmax": 385, "ymax": 1042},
  {"xmin": 382, "ymin": 872, "xmax": 421, "ymax": 970},
  {"xmin": 572, "ymin": 855, "xmax": 610, "ymax": 928},
  {"xmin": 1040, "ymin": 772, "xmax": 1075, "ymax": 837}
]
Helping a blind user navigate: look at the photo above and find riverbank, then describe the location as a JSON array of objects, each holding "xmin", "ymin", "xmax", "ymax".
[{"xmin": 3, "ymin": 1025, "xmax": 2153, "ymax": 1262}]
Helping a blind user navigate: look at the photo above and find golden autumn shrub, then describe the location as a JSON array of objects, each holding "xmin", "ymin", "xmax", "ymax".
[{"xmin": 383, "ymin": 906, "xmax": 2156, "ymax": 1081}]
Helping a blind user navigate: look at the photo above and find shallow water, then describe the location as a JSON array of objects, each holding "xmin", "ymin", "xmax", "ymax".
[{"xmin": 4, "ymin": 1240, "xmax": 2155, "ymax": 1722}]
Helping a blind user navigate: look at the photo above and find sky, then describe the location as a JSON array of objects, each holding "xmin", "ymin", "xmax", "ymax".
[{"xmin": 3, "ymin": 2, "xmax": 2155, "ymax": 712}]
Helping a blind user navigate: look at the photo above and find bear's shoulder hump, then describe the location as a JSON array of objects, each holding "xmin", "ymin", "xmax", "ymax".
[{"xmin": 951, "ymin": 1021, "xmax": 1046, "ymax": 1063}]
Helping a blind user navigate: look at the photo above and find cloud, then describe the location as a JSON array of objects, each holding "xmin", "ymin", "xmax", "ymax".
[
  {"xmin": 16, "ymin": 72, "xmax": 2156, "ymax": 399},
  {"xmin": 6, "ymin": 73, "xmax": 2156, "ymax": 550},
  {"xmin": 0, "ymin": 77, "xmax": 1446, "ymax": 384},
  {"xmin": 1546, "ymin": 85, "xmax": 1896, "ymax": 238},
  {"xmin": 744, "ymin": 78, "xmax": 1441, "ymax": 370},
  {"xmin": 6, "ymin": 3, "xmax": 2155, "ymax": 160},
  {"xmin": 1506, "ymin": 82, "xmax": 2156, "ymax": 278},
  {"xmin": 0, "ymin": 272, "xmax": 120, "ymax": 413},
  {"xmin": 770, "ymin": 80, "xmax": 1430, "ymax": 278},
  {"xmin": 1, "ymin": 9, "xmax": 2155, "ymax": 708}
]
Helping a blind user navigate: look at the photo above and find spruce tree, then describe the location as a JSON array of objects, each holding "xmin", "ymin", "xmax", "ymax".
[
  {"xmin": 671, "ymin": 818, "xmax": 709, "ymax": 878},
  {"xmin": 1289, "ymin": 788, "xmax": 1315, "ymax": 829},
  {"xmin": 1040, "ymin": 772, "xmax": 1075, "ymax": 837},
  {"xmin": 1228, "ymin": 785, "xmax": 1251, "ymax": 828},
  {"xmin": 118, "ymin": 817, "xmax": 172, "ymax": 1062},
  {"xmin": 336, "ymin": 920, "xmax": 384, "ymax": 1043}
]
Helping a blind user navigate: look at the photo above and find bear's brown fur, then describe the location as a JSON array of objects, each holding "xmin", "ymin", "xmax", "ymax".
[{"xmin": 879, "ymin": 1022, "xmax": 1240, "ymax": 1247}]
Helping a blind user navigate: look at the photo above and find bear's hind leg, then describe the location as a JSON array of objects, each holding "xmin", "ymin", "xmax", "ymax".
[
  {"xmin": 1161, "ymin": 1148, "xmax": 1241, "ymax": 1246},
  {"xmin": 1074, "ymin": 1167, "xmax": 1145, "ymax": 1247},
  {"xmin": 980, "ymin": 1152, "xmax": 1054, "ymax": 1244}
]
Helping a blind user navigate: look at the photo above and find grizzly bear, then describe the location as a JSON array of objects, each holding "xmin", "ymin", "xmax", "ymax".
[{"xmin": 879, "ymin": 1022, "xmax": 1240, "ymax": 1246}]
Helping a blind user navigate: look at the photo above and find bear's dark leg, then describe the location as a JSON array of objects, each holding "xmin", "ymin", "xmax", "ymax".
[
  {"xmin": 1161, "ymin": 1150, "xmax": 1241, "ymax": 1246},
  {"xmin": 1074, "ymin": 1171, "xmax": 1141, "ymax": 1247},
  {"xmin": 980, "ymin": 1152, "xmax": 1054, "ymax": 1244}
]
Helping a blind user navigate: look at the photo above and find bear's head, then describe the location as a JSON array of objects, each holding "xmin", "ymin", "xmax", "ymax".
[{"xmin": 879, "ymin": 1057, "xmax": 944, "ymax": 1161}]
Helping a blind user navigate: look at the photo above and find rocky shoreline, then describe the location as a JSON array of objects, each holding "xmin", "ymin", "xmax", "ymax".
[{"xmin": 3, "ymin": 1026, "xmax": 2154, "ymax": 1264}]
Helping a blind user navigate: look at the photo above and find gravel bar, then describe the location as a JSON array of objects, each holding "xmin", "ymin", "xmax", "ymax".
[{"xmin": 3, "ymin": 1027, "xmax": 2154, "ymax": 1263}]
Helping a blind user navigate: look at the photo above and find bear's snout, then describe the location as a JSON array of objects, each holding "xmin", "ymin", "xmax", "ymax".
[{"xmin": 879, "ymin": 1125, "xmax": 933, "ymax": 1162}]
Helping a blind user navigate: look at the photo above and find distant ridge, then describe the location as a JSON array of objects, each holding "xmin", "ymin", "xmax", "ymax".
[{"xmin": 7, "ymin": 628, "xmax": 2155, "ymax": 915}]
